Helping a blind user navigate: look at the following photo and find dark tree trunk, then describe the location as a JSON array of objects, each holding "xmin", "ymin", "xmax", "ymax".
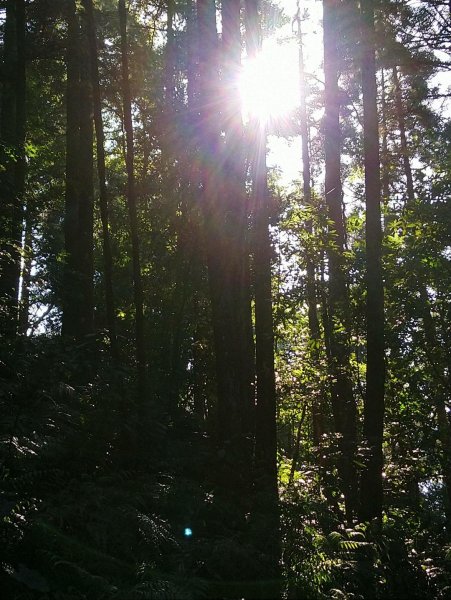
[
  {"xmin": 358, "ymin": 0, "xmax": 385, "ymax": 526},
  {"xmin": 392, "ymin": 66, "xmax": 415, "ymax": 205},
  {"xmin": 380, "ymin": 68, "xmax": 391, "ymax": 230},
  {"xmin": 419, "ymin": 287, "xmax": 451, "ymax": 530},
  {"xmin": 0, "ymin": 0, "xmax": 26, "ymax": 336},
  {"xmin": 62, "ymin": 0, "xmax": 94, "ymax": 339},
  {"xmin": 196, "ymin": 0, "xmax": 257, "ymax": 593},
  {"xmin": 245, "ymin": 0, "xmax": 280, "ymax": 594},
  {"xmin": 78, "ymin": 10, "xmax": 95, "ymax": 337},
  {"xmin": 186, "ymin": 0, "xmax": 198, "ymax": 115},
  {"xmin": 62, "ymin": 0, "xmax": 80, "ymax": 336},
  {"xmin": 198, "ymin": 0, "xmax": 253, "ymax": 456},
  {"xmin": 323, "ymin": 0, "xmax": 357, "ymax": 522},
  {"xmin": 82, "ymin": 0, "xmax": 118, "ymax": 360},
  {"xmin": 391, "ymin": 65, "xmax": 450, "ymax": 527},
  {"xmin": 197, "ymin": 0, "xmax": 228, "ymax": 436},
  {"xmin": 221, "ymin": 0, "xmax": 255, "ymax": 446},
  {"xmin": 165, "ymin": 0, "xmax": 175, "ymax": 106},
  {"xmin": 118, "ymin": 0, "xmax": 147, "ymax": 389}
]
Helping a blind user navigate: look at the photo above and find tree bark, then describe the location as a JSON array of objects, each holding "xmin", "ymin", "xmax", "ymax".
[
  {"xmin": 165, "ymin": 0, "xmax": 175, "ymax": 107},
  {"xmin": 62, "ymin": 0, "xmax": 94, "ymax": 339},
  {"xmin": 380, "ymin": 68, "xmax": 391, "ymax": 230},
  {"xmin": 419, "ymin": 287, "xmax": 451, "ymax": 530},
  {"xmin": 118, "ymin": 0, "xmax": 147, "ymax": 389},
  {"xmin": 295, "ymin": 5, "xmax": 323, "ymax": 454},
  {"xmin": 323, "ymin": 0, "xmax": 357, "ymax": 522},
  {"xmin": 392, "ymin": 66, "xmax": 415, "ymax": 205},
  {"xmin": 358, "ymin": 0, "xmax": 385, "ymax": 526},
  {"xmin": 221, "ymin": 0, "xmax": 255, "ymax": 445},
  {"xmin": 391, "ymin": 64, "xmax": 450, "ymax": 527},
  {"xmin": 198, "ymin": 0, "xmax": 254, "ymax": 454},
  {"xmin": 245, "ymin": 0, "xmax": 280, "ymax": 594},
  {"xmin": 18, "ymin": 203, "xmax": 32, "ymax": 335},
  {"xmin": 0, "ymin": 0, "xmax": 26, "ymax": 336},
  {"xmin": 83, "ymin": 0, "xmax": 118, "ymax": 360}
]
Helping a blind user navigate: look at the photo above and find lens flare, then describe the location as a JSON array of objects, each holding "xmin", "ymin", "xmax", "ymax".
[{"xmin": 239, "ymin": 38, "xmax": 299, "ymax": 122}]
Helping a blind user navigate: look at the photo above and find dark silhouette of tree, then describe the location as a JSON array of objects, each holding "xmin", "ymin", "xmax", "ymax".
[
  {"xmin": 118, "ymin": 0, "xmax": 146, "ymax": 389},
  {"xmin": 62, "ymin": 0, "xmax": 94, "ymax": 338},
  {"xmin": 245, "ymin": 0, "xmax": 280, "ymax": 592},
  {"xmin": 0, "ymin": 0, "xmax": 26, "ymax": 336},
  {"xmin": 82, "ymin": 0, "xmax": 118, "ymax": 360},
  {"xmin": 358, "ymin": 0, "xmax": 385, "ymax": 526},
  {"xmin": 322, "ymin": 0, "xmax": 357, "ymax": 522}
]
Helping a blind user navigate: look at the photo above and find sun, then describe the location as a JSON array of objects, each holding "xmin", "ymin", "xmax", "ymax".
[{"xmin": 239, "ymin": 38, "xmax": 300, "ymax": 123}]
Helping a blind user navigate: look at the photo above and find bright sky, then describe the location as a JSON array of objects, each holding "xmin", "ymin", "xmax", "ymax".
[
  {"xmin": 240, "ymin": 0, "xmax": 323, "ymax": 187},
  {"xmin": 245, "ymin": 0, "xmax": 450, "ymax": 190}
]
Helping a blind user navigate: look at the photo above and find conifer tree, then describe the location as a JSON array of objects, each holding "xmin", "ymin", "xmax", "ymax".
[{"xmin": 0, "ymin": 0, "xmax": 26, "ymax": 335}]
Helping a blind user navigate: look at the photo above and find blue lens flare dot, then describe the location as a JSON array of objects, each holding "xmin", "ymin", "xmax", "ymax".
[{"xmin": 184, "ymin": 527, "xmax": 193, "ymax": 538}]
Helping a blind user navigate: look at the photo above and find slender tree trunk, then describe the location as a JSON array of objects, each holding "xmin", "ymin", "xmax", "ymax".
[
  {"xmin": 63, "ymin": 0, "xmax": 80, "ymax": 336},
  {"xmin": 62, "ymin": 0, "xmax": 94, "ymax": 339},
  {"xmin": 18, "ymin": 204, "xmax": 32, "ymax": 335},
  {"xmin": 323, "ymin": 0, "xmax": 357, "ymax": 522},
  {"xmin": 161, "ymin": 0, "xmax": 176, "ymax": 164},
  {"xmin": 245, "ymin": 0, "xmax": 280, "ymax": 594},
  {"xmin": 83, "ymin": 0, "xmax": 118, "ymax": 360},
  {"xmin": 380, "ymin": 68, "xmax": 391, "ymax": 231},
  {"xmin": 295, "ymin": 5, "xmax": 323, "ymax": 452},
  {"xmin": 165, "ymin": 0, "xmax": 175, "ymax": 106},
  {"xmin": 419, "ymin": 287, "xmax": 451, "ymax": 529},
  {"xmin": 118, "ymin": 0, "xmax": 147, "ymax": 389},
  {"xmin": 0, "ymin": 0, "xmax": 26, "ymax": 336},
  {"xmin": 186, "ymin": 0, "xmax": 198, "ymax": 119},
  {"xmin": 78, "ymin": 10, "xmax": 95, "ymax": 336},
  {"xmin": 288, "ymin": 402, "xmax": 307, "ymax": 486},
  {"xmin": 392, "ymin": 66, "xmax": 415, "ymax": 205},
  {"xmin": 296, "ymin": 7, "xmax": 320, "ymax": 344},
  {"xmin": 391, "ymin": 66, "xmax": 450, "ymax": 527},
  {"xmin": 358, "ymin": 0, "xmax": 385, "ymax": 526}
]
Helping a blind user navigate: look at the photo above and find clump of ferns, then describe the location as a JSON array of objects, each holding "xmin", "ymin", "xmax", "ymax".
[{"xmin": 284, "ymin": 523, "xmax": 376, "ymax": 599}]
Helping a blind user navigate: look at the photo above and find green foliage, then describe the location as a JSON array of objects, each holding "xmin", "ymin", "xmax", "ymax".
[
  {"xmin": 1, "ymin": 0, "xmax": 451, "ymax": 597},
  {"xmin": 0, "ymin": 337, "xmax": 208, "ymax": 598}
]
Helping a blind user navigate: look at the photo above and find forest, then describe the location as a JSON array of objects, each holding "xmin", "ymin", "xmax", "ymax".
[{"xmin": 0, "ymin": 0, "xmax": 450, "ymax": 597}]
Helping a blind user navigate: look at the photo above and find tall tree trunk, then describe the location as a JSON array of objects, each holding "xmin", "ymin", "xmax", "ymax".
[
  {"xmin": 78, "ymin": 9, "xmax": 95, "ymax": 337},
  {"xmin": 198, "ymin": 0, "xmax": 252, "ymax": 458},
  {"xmin": 391, "ymin": 65, "xmax": 450, "ymax": 528},
  {"xmin": 165, "ymin": 0, "xmax": 175, "ymax": 106},
  {"xmin": 118, "ymin": 0, "xmax": 147, "ymax": 389},
  {"xmin": 63, "ymin": 0, "xmax": 81, "ymax": 336},
  {"xmin": 295, "ymin": 5, "xmax": 323, "ymax": 451},
  {"xmin": 221, "ymin": 0, "xmax": 255, "ymax": 448},
  {"xmin": 83, "ymin": 0, "xmax": 118, "ymax": 360},
  {"xmin": 196, "ymin": 0, "xmax": 257, "ymax": 594},
  {"xmin": 245, "ymin": 0, "xmax": 280, "ymax": 594},
  {"xmin": 380, "ymin": 68, "xmax": 391, "ymax": 231},
  {"xmin": 419, "ymin": 287, "xmax": 451, "ymax": 529},
  {"xmin": 18, "ymin": 203, "xmax": 32, "ymax": 335},
  {"xmin": 186, "ymin": 0, "xmax": 198, "ymax": 120},
  {"xmin": 0, "ymin": 0, "xmax": 26, "ymax": 336},
  {"xmin": 392, "ymin": 66, "xmax": 415, "ymax": 205},
  {"xmin": 323, "ymin": 0, "xmax": 357, "ymax": 522},
  {"xmin": 358, "ymin": 0, "xmax": 385, "ymax": 526},
  {"xmin": 62, "ymin": 0, "xmax": 94, "ymax": 339}
]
